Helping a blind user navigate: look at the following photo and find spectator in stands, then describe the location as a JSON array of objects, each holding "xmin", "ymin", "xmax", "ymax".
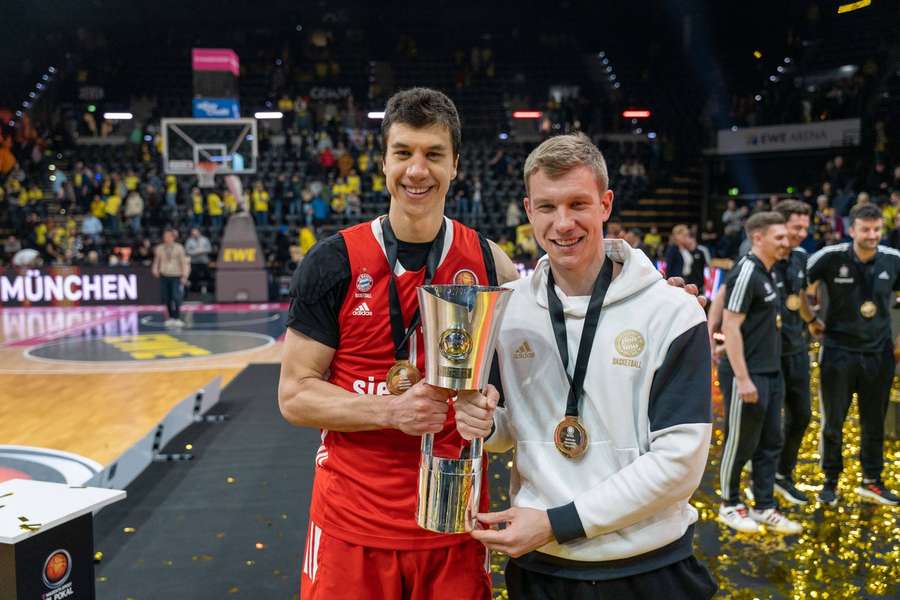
[
  {"xmin": 274, "ymin": 174, "xmax": 288, "ymax": 223},
  {"xmin": 624, "ymin": 227, "xmax": 652, "ymax": 259},
  {"xmin": 298, "ymin": 225, "xmax": 316, "ymax": 257},
  {"xmin": 866, "ymin": 161, "xmax": 890, "ymax": 198},
  {"xmin": 470, "ymin": 176, "xmax": 483, "ymax": 225},
  {"xmin": 124, "ymin": 189, "xmax": 144, "ymax": 234},
  {"xmin": 827, "ymin": 155, "xmax": 850, "ymax": 193},
  {"xmin": 165, "ymin": 174, "xmax": 178, "ymax": 209},
  {"xmin": 185, "ymin": 228, "xmax": 212, "ymax": 294},
  {"xmin": 700, "ymin": 220, "xmax": 719, "ymax": 257},
  {"xmin": 515, "ymin": 221, "xmax": 538, "ymax": 259},
  {"xmin": 683, "ymin": 234, "xmax": 708, "ymax": 293},
  {"xmin": 644, "ymin": 225, "xmax": 662, "ymax": 257},
  {"xmin": 496, "ymin": 234, "xmax": 515, "ymax": 258},
  {"xmin": 505, "ymin": 198, "xmax": 522, "ymax": 238},
  {"xmin": 885, "ymin": 210, "xmax": 900, "ymax": 250},
  {"xmin": 345, "ymin": 191, "xmax": 361, "ymax": 218},
  {"xmin": 104, "ymin": 189, "xmax": 121, "ymax": 234},
  {"xmin": 89, "ymin": 195, "xmax": 105, "ymax": 221},
  {"xmin": 191, "ymin": 187, "xmax": 205, "ymax": 227},
  {"xmin": 224, "ymin": 188, "xmax": 238, "ymax": 216},
  {"xmin": 133, "ymin": 238, "xmax": 154, "ymax": 267},
  {"xmin": 882, "ymin": 190, "xmax": 900, "ymax": 236},
  {"xmin": 3, "ymin": 235, "xmax": 22, "ymax": 261},
  {"xmin": 606, "ymin": 220, "xmax": 624, "ymax": 239},
  {"xmin": 664, "ymin": 224, "xmax": 694, "ymax": 279},
  {"xmin": 81, "ymin": 212, "xmax": 103, "ymax": 243},
  {"xmin": 814, "ymin": 194, "xmax": 843, "ymax": 246},
  {"xmin": 253, "ymin": 181, "xmax": 271, "ymax": 226},
  {"xmin": 207, "ymin": 188, "xmax": 224, "ymax": 230},
  {"xmin": 287, "ymin": 174, "xmax": 301, "ymax": 217},
  {"xmin": 722, "ymin": 199, "xmax": 742, "ymax": 231}
]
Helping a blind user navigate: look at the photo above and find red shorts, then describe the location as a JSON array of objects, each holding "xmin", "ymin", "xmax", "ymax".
[{"xmin": 300, "ymin": 521, "xmax": 492, "ymax": 600}]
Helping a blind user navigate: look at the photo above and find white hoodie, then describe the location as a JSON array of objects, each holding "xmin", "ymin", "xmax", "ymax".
[{"xmin": 488, "ymin": 239, "xmax": 712, "ymax": 578}]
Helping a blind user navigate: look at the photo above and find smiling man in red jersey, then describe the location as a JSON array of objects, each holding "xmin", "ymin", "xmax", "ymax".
[{"xmin": 278, "ymin": 88, "xmax": 518, "ymax": 600}]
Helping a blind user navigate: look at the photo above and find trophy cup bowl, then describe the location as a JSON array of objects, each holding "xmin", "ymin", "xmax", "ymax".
[{"xmin": 415, "ymin": 285, "xmax": 512, "ymax": 533}]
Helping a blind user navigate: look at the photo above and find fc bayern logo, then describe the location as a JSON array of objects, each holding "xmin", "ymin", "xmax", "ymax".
[
  {"xmin": 42, "ymin": 549, "xmax": 73, "ymax": 589},
  {"xmin": 356, "ymin": 272, "xmax": 374, "ymax": 293}
]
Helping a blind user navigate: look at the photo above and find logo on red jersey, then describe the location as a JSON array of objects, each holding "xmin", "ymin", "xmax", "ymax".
[
  {"xmin": 452, "ymin": 268, "xmax": 478, "ymax": 285},
  {"xmin": 356, "ymin": 272, "xmax": 374, "ymax": 293},
  {"xmin": 351, "ymin": 302, "xmax": 373, "ymax": 316}
]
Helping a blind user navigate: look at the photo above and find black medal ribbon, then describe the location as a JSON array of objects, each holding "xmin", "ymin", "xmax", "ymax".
[
  {"xmin": 546, "ymin": 258, "xmax": 615, "ymax": 418},
  {"xmin": 849, "ymin": 248, "xmax": 876, "ymax": 305},
  {"xmin": 382, "ymin": 217, "xmax": 446, "ymax": 361}
]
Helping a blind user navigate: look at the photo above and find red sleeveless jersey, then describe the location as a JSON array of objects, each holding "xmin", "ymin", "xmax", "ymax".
[{"xmin": 309, "ymin": 217, "xmax": 492, "ymax": 549}]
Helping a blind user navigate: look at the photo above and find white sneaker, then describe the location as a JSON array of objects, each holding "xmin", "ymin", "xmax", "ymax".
[
  {"xmin": 718, "ymin": 504, "xmax": 760, "ymax": 533},
  {"xmin": 164, "ymin": 318, "xmax": 176, "ymax": 327},
  {"xmin": 172, "ymin": 319, "xmax": 185, "ymax": 327},
  {"xmin": 749, "ymin": 508, "xmax": 803, "ymax": 535}
]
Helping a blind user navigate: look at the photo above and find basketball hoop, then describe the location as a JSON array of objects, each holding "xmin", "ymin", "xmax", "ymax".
[{"xmin": 197, "ymin": 161, "xmax": 217, "ymax": 188}]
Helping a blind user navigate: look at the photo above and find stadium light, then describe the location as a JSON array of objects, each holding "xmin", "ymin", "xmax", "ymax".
[
  {"xmin": 367, "ymin": 111, "xmax": 385, "ymax": 119},
  {"xmin": 512, "ymin": 111, "xmax": 542, "ymax": 119},
  {"xmin": 254, "ymin": 111, "xmax": 283, "ymax": 119},
  {"xmin": 103, "ymin": 112, "xmax": 133, "ymax": 120},
  {"xmin": 753, "ymin": 50, "xmax": 763, "ymax": 60},
  {"xmin": 622, "ymin": 110, "xmax": 651, "ymax": 119}
]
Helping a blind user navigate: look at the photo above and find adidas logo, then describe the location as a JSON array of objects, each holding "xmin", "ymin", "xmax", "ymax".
[
  {"xmin": 513, "ymin": 340, "xmax": 535, "ymax": 359},
  {"xmin": 879, "ymin": 271, "xmax": 890, "ymax": 280},
  {"xmin": 351, "ymin": 302, "xmax": 373, "ymax": 316}
]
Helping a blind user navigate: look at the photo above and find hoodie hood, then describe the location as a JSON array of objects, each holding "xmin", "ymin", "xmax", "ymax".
[{"xmin": 530, "ymin": 238, "xmax": 662, "ymax": 316}]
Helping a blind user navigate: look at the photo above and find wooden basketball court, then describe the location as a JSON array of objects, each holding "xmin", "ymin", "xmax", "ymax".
[{"xmin": 0, "ymin": 304, "xmax": 285, "ymax": 471}]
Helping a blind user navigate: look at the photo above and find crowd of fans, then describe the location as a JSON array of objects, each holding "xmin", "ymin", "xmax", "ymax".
[{"xmin": 706, "ymin": 153, "xmax": 900, "ymax": 263}]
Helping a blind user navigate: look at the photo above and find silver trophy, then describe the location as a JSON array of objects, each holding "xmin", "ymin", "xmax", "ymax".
[{"xmin": 415, "ymin": 284, "xmax": 512, "ymax": 533}]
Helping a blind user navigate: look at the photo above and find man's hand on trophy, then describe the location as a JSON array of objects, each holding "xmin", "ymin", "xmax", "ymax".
[
  {"xmin": 665, "ymin": 276, "xmax": 708, "ymax": 308},
  {"xmin": 388, "ymin": 381, "xmax": 451, "ymax": 436},
  {"xmin": 454, "ymin": 385, "xmax": 500, "ymax": 440},
  {"xmin": 470, "ymin": 507, "xmax": 554, "ymax": 558}
]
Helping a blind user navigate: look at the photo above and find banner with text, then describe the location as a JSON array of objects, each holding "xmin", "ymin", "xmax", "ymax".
[
  {"xmin": 1, "ymin": 266, "xmax": 161, "ymax": 307},
  {"xmin": 716, "ymin": 118, "xmax": 861, "ymax": 155}
]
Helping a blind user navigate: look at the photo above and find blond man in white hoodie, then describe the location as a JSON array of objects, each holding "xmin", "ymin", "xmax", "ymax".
[{"xmin": 456, "ymin": 134, "xmax": 716, "ymax": 599}]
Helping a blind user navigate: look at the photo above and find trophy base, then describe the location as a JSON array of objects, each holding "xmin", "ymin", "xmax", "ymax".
[{"xmin": 416, "ymin": 454, "xmax": 482, "ymax": 534}]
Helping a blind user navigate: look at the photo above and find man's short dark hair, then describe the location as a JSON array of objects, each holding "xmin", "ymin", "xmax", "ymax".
[
  {"xmin": 381, "ymin": 88, "xmax": 461, "ymax": 157},
  {"xmin": 774, "ymin": 199, "xmax": 811, "ymax": 221},
  {"xmin": 745, "ymin": 211, "xmax": 785, "ymax": 236},
  {"xmin": 849, "ymin": 203, "xmax": 882, "ymax": 225}
]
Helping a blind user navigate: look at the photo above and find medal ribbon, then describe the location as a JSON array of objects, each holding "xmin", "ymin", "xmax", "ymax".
[
  {"xmin": 849, "ymin": 247, "xmax": 876, "ymax": 306},
  {"xmin": 546, "ymin": 258, "xmax": 614, "ymax": 418},
  {"xmin": 382, "ymin": 217, "xmax": 446, "ymax": 361}
]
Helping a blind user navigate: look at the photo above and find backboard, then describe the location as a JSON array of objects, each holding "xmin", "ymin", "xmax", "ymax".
[{"xmin": 161, "ymin": 118, "xmax": 258, "ymax": 175}]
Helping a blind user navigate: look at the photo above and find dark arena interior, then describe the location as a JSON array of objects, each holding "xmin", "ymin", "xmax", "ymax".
[{"xmin": 1, "ymin": 1, "xmax": 899, "ymax": 598}]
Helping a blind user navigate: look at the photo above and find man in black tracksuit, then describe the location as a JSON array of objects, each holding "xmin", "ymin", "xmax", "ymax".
[
  {"xmin": 718, "ymin": 212, "xmax": 802, "ymax": 535},
  {"xmin": 807, "ymin": 203, "xmax": 900, "ymax": 506},
  {"xmin": 770, "ymin": 200, "xmax": 817, "ymax": 505}
]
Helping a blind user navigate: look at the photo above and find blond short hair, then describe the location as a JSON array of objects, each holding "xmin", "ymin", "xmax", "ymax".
[
  {"xmin": 523, "ymin": 133, "xmax": 609, "ymax": 197},
  {"xmin": 671, "ymin": 224, "xmax": 689, "ymax": 238}
]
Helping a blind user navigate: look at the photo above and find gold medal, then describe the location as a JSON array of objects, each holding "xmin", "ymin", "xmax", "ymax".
[
  {"xmin": 860, "ymin": 301, "xmax": 877, "ymax": 319},
  {"xmin": 554, "ymin": 416, "xmax": 589, "ymax": 459},
  {"xmin": 775, "ymin": 313, "xmax": 782, "ymax": 330},
  {"xmin": 386, "ymin": 360, "xmax": 422, "ymax": 395},
  {"xmin": 785, "ymin": 294, "xmax": 801, "ymax": 311}
]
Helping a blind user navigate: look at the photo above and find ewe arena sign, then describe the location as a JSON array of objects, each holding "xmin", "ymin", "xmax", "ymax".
[{"xmin": 717, "ymin": 118, "xmax": 860, "ymax": 155}]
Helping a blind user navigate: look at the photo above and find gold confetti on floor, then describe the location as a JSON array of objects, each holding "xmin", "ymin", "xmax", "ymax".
[{"xmin": 485, "ymin": 348, "xmax": 899, "ymax": 599}]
